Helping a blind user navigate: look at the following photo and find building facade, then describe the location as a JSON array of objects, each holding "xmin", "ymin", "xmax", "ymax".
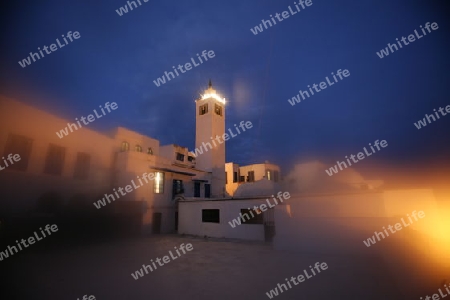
[
  {"xmin": 0, "ymin": 81, "xmax": 284, "ymax": 235},
  {"xmin": 225, "ymin": 162, "xmax": 281, "ymax": 196},
  {"xmin": 0, "ymin": 83, "xmax": 221, "ymax": 234}
]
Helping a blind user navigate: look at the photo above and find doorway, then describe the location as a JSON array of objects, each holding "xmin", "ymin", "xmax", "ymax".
[
  {"xmin": 263, "ymin": 208, "xmax": 275, "ymax": 242},
  {"xmin": 194, "ymin": 182, "xmax": 201, "ymax": 197},
  {"xmin": 205, "ymin": 184, "xmax": 211, "ymax": 198},
  {"xmin": 152, "ymin": 212, "xmax": 162, "ymax": 234},
  {"xmin": 175, "ymin": 212, "xmax": 178, "ymax": 232}
]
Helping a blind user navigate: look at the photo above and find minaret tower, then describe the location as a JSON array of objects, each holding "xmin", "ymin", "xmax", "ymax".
[{"xmin": 195, "ymin": 80, "xmax": 226, "ymax": 197}]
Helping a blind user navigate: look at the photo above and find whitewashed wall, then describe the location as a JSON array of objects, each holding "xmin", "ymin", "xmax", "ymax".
[{"xmin": 178, "ymin": 199, "xmax": 268, "ymax": 241}]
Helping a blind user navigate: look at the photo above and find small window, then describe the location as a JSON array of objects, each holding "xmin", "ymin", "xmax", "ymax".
[
  {"xmin": 154, "ymin": 172, "xmax": 164, "ymax": 194},
  {"xmin": 199, "ymin": 104, "xmax": 208, "ymax": 115},
  {"xmin": 73, "ymin": 152, "xmax": 90, "ymax": 180},
  {"xmin": 240, "ymin": 209, "xmax": 264, "ymax": 224},
  {"xmin": 266, "ymin": 170, "xmax": 272, "ymax": 180},
  {"xmin": 172, "ymin": 179, "xmax": 184, "ymax": 198},
  {"xmin": 202, "ymin": 209, "xmax": 220, "ymax": 223},
  {"xmin": 248, "ymin": 171, "xmax": 255, "ymax": 182},
  {"xmin": 233, "ymin": 172, "xmax": 238, "ymax": 183},
  {"xmin": 147, "ymin": 147, "xmax": 153, "ymax": 155},
  {"xmin": 44, "ymin": 144, "xmax": 65, "ymax": 176},
  {"xmin": 214, "ymin": 104, "xmax": 222, "ymax": 116},
  {"xmin": 176, "ymin": 153, "xmax": 184, "ymax": 162},
  {"xmin": 121, "ymin": 141, "xmax": 129, "ymax": 152},
  {"xmin": 135, "ymin": 145, "xmax": 142, "ymax": 152},
  {"xmin": 188, "ymin": 156, "xmax": 194, "ymax": 162},
  {"xmin": 225, "ymin": 172, "xmax": 228, "ymax": 184},
  {"xmin": 3, "ymin": 134, "xmax": 33, "ymax": 171}
]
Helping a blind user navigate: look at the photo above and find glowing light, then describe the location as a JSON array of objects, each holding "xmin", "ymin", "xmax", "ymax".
[
  {"xmin": 201, "ymin": 93, "xmax": 226, "ymax": 104},
  {"xmin": 155, "ymin": 172, "xmax": 162, "ymax": 193},
  {"xmin": 286, "ymin": 205, "xmax": 292, "ymax": 218}
]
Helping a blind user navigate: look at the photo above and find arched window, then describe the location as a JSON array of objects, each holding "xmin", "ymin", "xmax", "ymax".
[
  {"xmin": 121, "ymin": 141, "xmax": 129, "ymax": 152},
  {"xmin": 147, "ymin": 147, "xmax": 153, "ymax": 155},
  {"xmin": 135, "ymin": 145, "xmax": 142, "ymax": 152}
]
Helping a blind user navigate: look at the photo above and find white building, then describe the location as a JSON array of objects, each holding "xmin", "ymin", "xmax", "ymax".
[
  {"xmin": 0, "ymin": 97, "xmax": 210, "ymax": 234},
  {"xmin": 0, "ymin": 81, "xmax": 280, "ymax": 235},
  {"xmin": 225, "ymin": 162, "xmax": 281, "ymax": 196}
]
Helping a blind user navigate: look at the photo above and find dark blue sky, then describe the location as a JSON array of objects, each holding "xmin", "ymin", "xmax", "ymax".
[{"xmin": 1, "ymin": 0, "xmax": 449, "ymax": 177}]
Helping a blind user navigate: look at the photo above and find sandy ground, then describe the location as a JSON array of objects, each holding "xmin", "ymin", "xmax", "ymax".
[{"xmin": 0, "ymin": 235, "xmax": 420, "ymax": 300}]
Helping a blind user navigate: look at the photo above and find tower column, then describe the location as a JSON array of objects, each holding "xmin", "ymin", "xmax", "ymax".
[{"xmin": 194, "ymin": 81, "xmax": 226, "ymax": 197}]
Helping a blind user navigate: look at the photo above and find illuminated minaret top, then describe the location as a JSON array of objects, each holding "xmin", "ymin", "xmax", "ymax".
[{"xmin": 198, "ymin": 80, "xmax": 226, "ymax": 105}]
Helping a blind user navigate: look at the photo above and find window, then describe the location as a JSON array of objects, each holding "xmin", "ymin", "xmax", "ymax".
[
  {"xmin": 135, "ymin": 145, "xmax": 142, "ymax": 152},
  {"xmin": 121, "ymin": 141, "xmax": 129, "ymax": 152},
  {"xmin": 194, "ymin": 182, "xmax": 201, "ymax": 197},
  {"xmin": 214, "ymin": 104, "xmax": 223, "ymax": 116},
  {"xmin": 274, "ymin": 171, "xmax": 279, "ymax": 182},
  {"xmin": 188, "ymin": 156, "xmax": 195, "ymax": 162},
  {"xmin": 176, "ymin": 153, "xmax": 184, "ymax": 162},
  {"xmin": 3, "ymin": 134, "xmax": 33, "ymax": 171},
  {"xmin": 205, "ymin": 184, "xmax": 211, "ymax": 198},
  {"xmin": 73, "ymin": 152, "xmax": 90, "ymax": 180},
  {"xmin": 239, "ymin": 176, "xmax": 245, "ymax": 182},
  {"xmin": 154, "ymin": 172, "xmax": 164, "ymax": 193},
  {"xmin": 199, "ymin": 104, "xmax": 208, "ymax": 115},
  {"xmin": 202, "ymin": 209, "xmax": 220, "ymax": 223},
  {"xmin": 247, "ymin": 171, "xmax": 255, "ymax": 182},
  {"xmin": 147, "ymin": 147, "xmax": 153, "ymax": 155},
  {"xmin": 240, "ymin": 209, "xmax": 264, "ymax": 224},
  {"xmin": 172, "ymin": 179, "xmax": 184, "ymax": 198},
  {"xmin": 266, "ymin": 170, "xmax": 272, "ymax": 180},
  {"xmin": 233, "ymin": 172, "xmax": 238, "ymax": 183},
  {"xmin": 44, "ymin": 144, "xmax": 65, "ymax": 176},
  {"xmin": 225, "ymin": 172, "xmax": 228, "ymax": 184}
]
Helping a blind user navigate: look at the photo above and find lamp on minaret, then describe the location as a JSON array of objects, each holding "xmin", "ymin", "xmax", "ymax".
[{"xmin": 194, "ymin": 80, "xmax": 226, "ymax": 198}]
